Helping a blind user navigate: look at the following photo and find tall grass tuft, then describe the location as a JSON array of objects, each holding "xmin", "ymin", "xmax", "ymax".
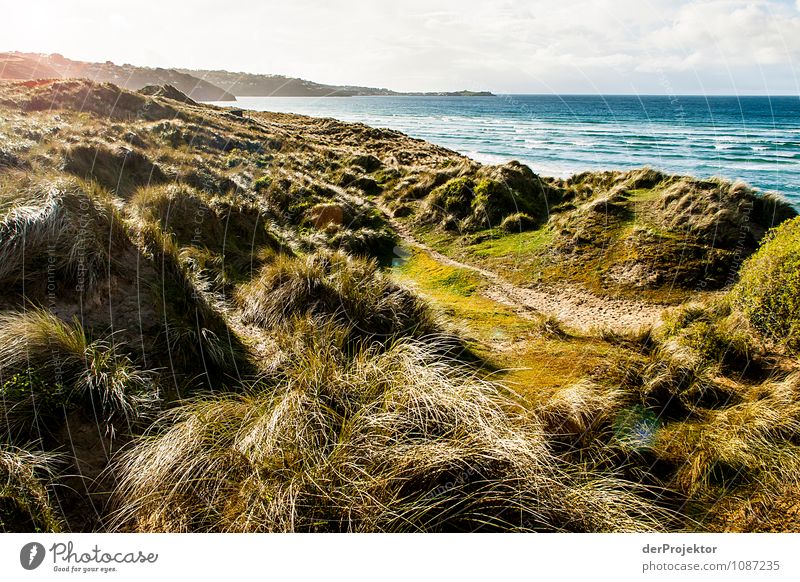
[
  {"xmin": 133, "ymin": 220, "xmax": 243, "ymax": 377},
  {"xmin": 0, "ymin": 446, "xmax": 62, "ymax": 532},
  {"xmin": 0, "ymin": 176, "xmax": 125, "ymax": 289},
  {"xmin": 236, "ymin": 251, "xmax": 437, "ymax": 346},
  {"xmin": 653, "ymin": 372, "xmax": 800, "ymax": 508},
  {"xmin": 0, "ymin": 309, "xmax": 158, "ymax": 439},
  {"xmin": 111, "ymin": 322, "xmax": 666, "ymax": 532},
  {"xmin": 152, "ymin": 183, "xmax": 281, "ymax": 291}
]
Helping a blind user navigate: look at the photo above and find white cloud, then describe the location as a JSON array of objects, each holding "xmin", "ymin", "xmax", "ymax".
[{"xmin": 2, "ymin": 0, "xmax": 799, "ymax": 94}]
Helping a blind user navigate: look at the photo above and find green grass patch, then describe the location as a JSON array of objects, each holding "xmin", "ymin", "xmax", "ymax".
[
  {"xmin": 469, "ymin": 227, "xmax": 554, "ymax": 259},
  {"xmin": 392, "ymin": 247, "xmax": 624, "ymax": 398}
]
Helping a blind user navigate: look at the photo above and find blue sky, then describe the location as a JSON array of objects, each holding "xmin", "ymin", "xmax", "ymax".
[{"xmin": 4, "ymin": 0, "xmax": 800, "ymax": 94}]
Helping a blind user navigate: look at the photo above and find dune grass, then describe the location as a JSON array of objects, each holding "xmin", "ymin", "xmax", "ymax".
[
  {"xmin": 132, "ymin": 221, "xmax": 244, "ymax": 379},
  {"xmin": 236, "ymin": 250, "xmax": 437, "ymax": 346},
  {"xmin": 0, "ymin": 446, "xmax": 61, "ymax": 532},
  {"xmin": 585, "ymin": 292, "xmax": 800, "ymax": 530},
  {"xmin": 0, "ymin": 309, "xmax": 158, "ymax": 439},
  {"xmin": 110, "ymin": 321, "xmax": 666, "ymax": 532},
  {"xmin": 62, "ymin": 142, "xmax": 165, "ymax": 197},
  {"xmin": 0, "ymin": 176, "xmax": 125, "ymax": 290},
  {"xmin": 130, "ymin": 183, "xmax": 282, "ymax": 290}
]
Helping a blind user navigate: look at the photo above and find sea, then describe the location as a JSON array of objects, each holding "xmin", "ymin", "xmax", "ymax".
[{"xmin": 220, "ymin": 94, "xmax": 800, "ymax": 206}]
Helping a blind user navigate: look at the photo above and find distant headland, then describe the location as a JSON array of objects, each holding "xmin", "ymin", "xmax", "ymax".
[{"xmin": 0, "ymin": 52, "xmax": 494, "ymax": 100}]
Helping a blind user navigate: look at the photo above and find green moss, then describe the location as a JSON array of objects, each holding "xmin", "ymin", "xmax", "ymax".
[
  {"xmin": 392, "ymin": 247, "xmax": 620, "ymax": 396},
  {"xmin": 470, "ymin": 228, "xmax": 554, "ymax": 259},
  {"xmin": 394, "ymin": 248, "xmax": 481, "ymax": 298}
]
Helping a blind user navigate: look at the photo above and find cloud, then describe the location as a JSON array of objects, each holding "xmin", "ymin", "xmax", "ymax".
[
  {"xmin": 645, "ymin": 0, "xmax": 800, "ymax": 69},
  {"xmin": 2, "ymin": 0, "xmax": 799, "ymax": 93}
]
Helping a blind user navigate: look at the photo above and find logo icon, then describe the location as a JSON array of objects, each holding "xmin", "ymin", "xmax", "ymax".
[{"xmin": 20, "ymin": 542, "xmax": 46, "ymax": 570}]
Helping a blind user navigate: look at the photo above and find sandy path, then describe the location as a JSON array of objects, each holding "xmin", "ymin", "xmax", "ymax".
[
  {"xmin": 303, "ymin": 173, "xmax": 668, "ymax": 332},
  {"xmin": 382, "ymin": 206, "xmax": 668, "ymax": 333}
]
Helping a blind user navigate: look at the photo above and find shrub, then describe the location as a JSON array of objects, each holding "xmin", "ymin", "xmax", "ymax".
[
  {"xmin": 734, "ymin": 217, "xmax": 800, "ymax": 353},
  {"xmin": 253, "ymin": 176, "xmax": 272, "ymax": 193},
  {"xmin": 479, "ymin": 162, "xmax": 555, "ymax": 222},
  {"xmin": 500, "ymin": 212, "xmax": 536, "ymax": 233},
  {"xmin": 326, "ymin": 226, "xmax": 396, "ymax": 261},
  {"xmin": 657, "ymin": 302, "xmax": 763, "ymax": 375},
  {"xmin": 420, "ymin": 163, "xmax": 556, "ymax": 231},
  {"xmin": 110, "ymin": 332, "xmax": 665, "ymax": 532},
  {"xmin": 424, "ymin": 177, "xmax": 474, "ymax": 221},
  {"xmin": 471, "ymin": 178, "xmax": 517, "ymax": 226}
]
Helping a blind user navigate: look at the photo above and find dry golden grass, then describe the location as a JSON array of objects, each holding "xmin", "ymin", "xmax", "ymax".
[
  {"xmin": 236, "ymin": 250, "xmax": 437, "ymax": 346},
  {"xmin": 0, "ymin": 446, "xmax": 62, "ymax": 532},
  {"xmin": 0, "ymin": 175, "xmax": 124, "ymax": 289},
  {"xmin": 110, "ymin": 321, "xmax": 666, "ymax": 532},
  {"xmin": 0, "ymin": 309, "xmax": 159, "ymax": 439}
]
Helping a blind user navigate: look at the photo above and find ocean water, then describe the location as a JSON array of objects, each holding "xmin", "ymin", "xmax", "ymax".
[{"xmin": 223, "ymin": 94, "xmax": 800, "ymax": 205}]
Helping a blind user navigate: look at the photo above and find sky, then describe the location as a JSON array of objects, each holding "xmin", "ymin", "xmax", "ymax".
[{"xmin": 4, "ymin": 0, "xmax": 800, "ymax": 94}]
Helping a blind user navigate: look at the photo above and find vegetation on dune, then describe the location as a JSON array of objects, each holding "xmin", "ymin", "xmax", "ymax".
[
  {"xmin": 419, "ymin": 162, "xmax": 557, "ymax": 231},
  {"xmin": 0, "ymin": 446, "xmax": 61, "ymax": 532},
  {"xmin": 0, "ymin": 78, "xmax": 798, "ymax": 533},
  {"xmin": 394, "ymin": 166, "xmax": 796, "ymax": 297},
  {"xmin": 546, "ymin": 171, "xmax": 796, "ymax": 293},
  {"xmin": 0, "ymin": 176, "xmax": 124, "ymax": 290},
  {"xmin": 236, "ymin": 251, "xmax": 436, "ymax": 346},
  {"xmin": 132, "ymin": 221, "xmax": 244, "ymax": 378},
  {"xmin": 734, "ymin": 216, "xmax": 800, "ymax": 353},
  {"xmin": 111, "ymin": 325, "xmax": 665, "ymax": 533},
  {"xmin": 63, "ymin": 142, "xmax": 165, "ymax": 198},
  {"xmin": 131, "ymin": 183, "xmax": 282, "ymax": 290},
  {"xmin": 259, "ymin": 174, "xmax": 397, "ymax": 261},
  {"xmin": 587, "ymin": 292, "xmax": 800, "ymax": 529},
  {"xmin": 0, "ymin": 309, "xmax": 158, "ymax": 440},
  {"xmin": 0, "ymin": 79, "xmax": 180, "ymax": 121}
]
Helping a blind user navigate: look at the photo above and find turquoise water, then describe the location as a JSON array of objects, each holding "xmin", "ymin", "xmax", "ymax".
[{"xmin": 224, "ymin": 95, "xmax": 800, "ymax": 205}]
